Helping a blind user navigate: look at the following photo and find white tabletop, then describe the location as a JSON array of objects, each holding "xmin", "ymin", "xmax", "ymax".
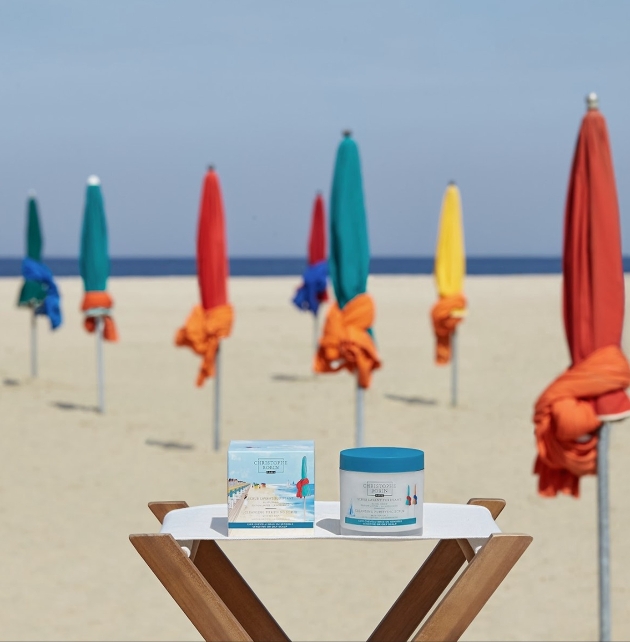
[{"xmin": 160, "ymin": 501, "xmax": 501, "ymax": 542}]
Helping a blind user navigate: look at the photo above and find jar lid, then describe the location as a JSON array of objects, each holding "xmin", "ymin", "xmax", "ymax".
[{"xmin": 340, "ymin": 447, "xmax": 424, "ymax": 473}]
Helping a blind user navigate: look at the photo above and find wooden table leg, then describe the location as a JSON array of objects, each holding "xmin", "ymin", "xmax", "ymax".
[
  {"xmin": 130, "ymin": 533, "xmax": 252, "ymax": 642},
  {"xmin": 413, "ymin": 533, "xmax": 532, "ymax": 641},
  {"xmin": 145, "ymin": 501, "xmax": 290, "ymax": 642},
  {"xmin": 367, "ymin": 499, "xmax": 506, "ymax": 642},
  {"xmin": 193, "ymin": 540, "xmax": 290, "ymax": 642}
]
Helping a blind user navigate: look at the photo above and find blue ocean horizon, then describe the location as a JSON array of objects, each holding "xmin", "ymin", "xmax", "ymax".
[{"xmin": 1, "ymin": 256, "xmax": 630, "ymax": 277}]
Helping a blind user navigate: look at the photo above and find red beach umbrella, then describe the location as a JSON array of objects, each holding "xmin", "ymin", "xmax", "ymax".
[
  {"xmin": 308, "ymin": 192, "xmax": 327, "ymax": 267},
  {"xmin": 175, "ymin": 166, "xmax": 234, "ymax": 450},
  {"xmin": 197, "ymin": 168, "xmax": 229, "ymax": 311},
  {"xmin": 533, "ymin": 93, "xmax": 630, "ymax": 640}
]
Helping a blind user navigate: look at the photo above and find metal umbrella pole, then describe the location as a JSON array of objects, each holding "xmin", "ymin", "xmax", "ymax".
[
  {"xmin": 451, "ymin": 328, "xmax": 458, "ymax": 407},
  {"xmin": 214, "ymin": 345, "xmax": 221, "ymax": 451},
  {"xmin": 30, "ymin": 307, "xmax": 38, "ymax": 377},
  {"xmin": 313, "ymin": 310, "xmax": 319, "ymax": 359},
  {"xmin": 356, "ymin": 377, "xmax": 364, "ymax": 447},
  {"xmin": 597, "ymin": 421, "xmax": 611, "ymax": 642},
  {"xmin": 96, "ymin": 316, "xmax": 105, "ymax": 413}
]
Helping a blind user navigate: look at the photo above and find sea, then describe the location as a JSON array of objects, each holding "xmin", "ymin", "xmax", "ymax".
[
  {"xmin": 3, "ymin": 256, "xmax": 630, "ymax": 277},
  {"xmin": 0, "ymin": 256, "xmax": 586, "ymax": 277}
]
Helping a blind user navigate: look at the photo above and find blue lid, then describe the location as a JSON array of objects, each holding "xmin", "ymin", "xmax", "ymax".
[{"xmin": 340, "ymin": 447, "xmax": 424, "ymax": 473}]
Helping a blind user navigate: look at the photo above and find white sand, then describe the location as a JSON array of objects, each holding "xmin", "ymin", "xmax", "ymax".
[{"xmin": 1, "ymin": 274, "xmax": 630, "ymax": 641}]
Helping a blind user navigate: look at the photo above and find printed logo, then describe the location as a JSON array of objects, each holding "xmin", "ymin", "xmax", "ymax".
[
  {"xmin": 255, "ymin": 459, "xmax": 285, "ymax": 473},
  {"xmin": 366, "ymin": 481, "xmax": 394, "ymax": 497}
]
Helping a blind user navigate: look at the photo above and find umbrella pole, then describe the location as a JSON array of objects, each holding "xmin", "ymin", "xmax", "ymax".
[
  {"xmin": 356, "ymin": 378, "xmax": 364, "ymax": 447},
  {"xmin": 30, "ymin": 307, "xmax": 37, "ymax": 378},
  {"xmin": 598, "ymin": 421, "xmax": 611, "ymax": 642},
  {"xmin": 96, "ymin": 317, "xmax": 105, "ymax": 414},
  {"xmin": 313, "ymin": 310, "xmax": 319, "ymax": 358},
  {"xmin": 214, "ymin": 345, "xmax": 221, "ymax": 451},
  {"xmin": 451, "ymin": 328, "xmax": 458, "ymax": 407}
]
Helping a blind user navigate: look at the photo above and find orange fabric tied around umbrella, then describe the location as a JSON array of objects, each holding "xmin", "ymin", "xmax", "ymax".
[
  {"xmin": 431, "ymin": 294, "xmax": 466, "ymax": 365},
  {"xmin": 314, "ymin": 293, "xmax": 381, "ymax": 388},
  {"xmin": 175, "ymin": 303, "xmax": 234, "ymax": 386},
  {"xmin": 534, "ymin": 345, "xmax": 630, "ymax": 498},
  {"xmin": 81, "ymin": 291, "xmax": 118, "ymax": 341}
]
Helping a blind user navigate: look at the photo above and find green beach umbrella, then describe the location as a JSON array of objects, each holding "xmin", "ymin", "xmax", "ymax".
[
  {"xmin": 79, "ymin": 175, "xmax": 118, "ymax": 413},
  {"xmin": 315, "ymin": 131, "xmax": 380, "ymax": 446},
  {"xmin": 18, "ymin": 193, "xmax": 46, "ymax": 307}
]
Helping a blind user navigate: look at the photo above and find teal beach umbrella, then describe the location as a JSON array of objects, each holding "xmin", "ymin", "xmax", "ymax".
[
  {"xmin": 80, "ymin": 177, "xmax": 110, "ymax": 293},
  {"xmin": 329, "ymin": 132, "xmax": 370, "ymax": 310},
  {"xmin": 322, "ymin": 130, "xmax": 378, "ymax": 446},
  {"xmin": 79, "ymin": 175, "xmax": 117, "ymax": 413},
  {"xmin": 18, "ymin": 193, "xmax": 46, "ymax": 307},
  {"xmin": 17, "ymin": 192, "xmax": 62, "ymax": 377}
]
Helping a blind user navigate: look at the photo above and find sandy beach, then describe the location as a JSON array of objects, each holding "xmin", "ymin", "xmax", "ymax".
[{"xmin": 2, "ymin": 273, "xmax": 630, "ymax": 641}]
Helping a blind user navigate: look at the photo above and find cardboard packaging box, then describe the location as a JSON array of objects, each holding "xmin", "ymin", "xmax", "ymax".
[{"xmin": 227, "ymin": 440, "xmax": 315, "ymax": 537}]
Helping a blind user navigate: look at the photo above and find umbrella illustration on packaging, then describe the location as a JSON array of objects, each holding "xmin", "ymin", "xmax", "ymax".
[{"xmin": 296, "ymin": 456, "xmax": 314, "ymax": 520}]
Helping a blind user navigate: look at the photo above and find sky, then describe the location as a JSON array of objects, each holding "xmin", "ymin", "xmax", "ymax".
[{"xmin": 1, "ymin": 1, "xmax": 630, "ymax": 258}]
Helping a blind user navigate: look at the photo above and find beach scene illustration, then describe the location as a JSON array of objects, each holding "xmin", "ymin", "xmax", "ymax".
[{"xmin": 228, "ymin": 442, "xmax": 315, "ymax": 529}]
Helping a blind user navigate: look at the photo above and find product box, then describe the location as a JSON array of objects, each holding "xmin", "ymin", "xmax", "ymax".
[{"xmin": 227, "ymin": 440, "xmax": 315, "ymax": 537}]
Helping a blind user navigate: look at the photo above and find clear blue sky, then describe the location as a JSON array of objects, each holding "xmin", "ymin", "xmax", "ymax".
[{"xmin": 1, "ymin": 1, "xmax": 629, "ymax": 257}]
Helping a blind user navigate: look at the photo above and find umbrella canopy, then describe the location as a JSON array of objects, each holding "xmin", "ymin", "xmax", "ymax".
[
  {"xmin": 293, "ymin": 193, "xmax": 328, "ymax": 314},
  {"xmin": 329, "ymin": 133, "xmax": 370, "ymax": 310},
  {"xmin": 314, "ymin": 132, "xmax": 380, "ymax": 389},
  {"xmin": 431, "ymin": 182, "xmax": 467, "ymax": 365},
  {"xmin": 308, "ymin": 193, "xmax": 327, "ymax": 266},
  {"xmin": 80, "ymin": 176, "xmax": 118, "ymax": 340},
  {"xmin": 533, "ymin": 95, "xmax": 630, "ymax": 497},
  {"xmin": 80, "ymin": 176, "xmax": 110, "ymax": 293},
  {"xmin": 18, "ymin": 194, "xmax": 47, "ymax": 306},
  {"xmin": 175, "ymin": 167, "xmax": 234, "ymax": 386},
  {"xmin": 197, "ymin": 167, "xmax": 229, "ymax": 311}
]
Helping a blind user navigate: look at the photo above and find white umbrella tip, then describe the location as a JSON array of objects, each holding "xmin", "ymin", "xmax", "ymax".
[
  {"xmin": 27, "ymin": 189, "xmax": 37, "ymax": 198},
  {"xmin": 87, "ymin": 175, "xmax": 101, "ymax": 186},
  {"xmin": 586, "ymin": 92, "xmax": 599, "ymax": 110}
]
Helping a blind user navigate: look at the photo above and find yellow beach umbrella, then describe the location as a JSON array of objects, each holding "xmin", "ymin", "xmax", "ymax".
[{"xmin": 431, "ymin": 182, "xmax": 467, "ymax": 406}]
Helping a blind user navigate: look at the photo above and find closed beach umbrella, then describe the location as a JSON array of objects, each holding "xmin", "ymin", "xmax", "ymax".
[
  {"xmin": 293, "ymin": 193, "xmax": 329, "ymax": 351},
  {"xmin": 532, "ymin": 94, "xmax": 630, "ymax": 641},
  {"xmin": 295, "ymin": 455, "xmax": 313, "ymax": 520},
  {"xmin": 80, "ymin": 175, "xmax": 118, "ymax": 413},
  {"xmin": 314, "ymin": 131, "xmax": 381, "ymax": 446},
  {"xmin": 432, "ymin": 182, "xmax": 467, "ymax": 406},
  {"xmin": 17, "ymin": 192, "xmax": 63, "ymax": 376},
  {"xmin": 175, "ymin": 166, "xmax": 234, "ymax": 451}
]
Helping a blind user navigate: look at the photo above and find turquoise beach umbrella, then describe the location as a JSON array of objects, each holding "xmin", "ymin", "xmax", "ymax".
[
  {"xmin": 328, "ymin": 130, "xmax": 375, "ymax": 446},
  {"xmin": 80, "ymin": 176, "xmax": 110, "ymax": 293},
  {"xmin": 18, "ymin": 194, "xmax": 46, "ymax": 306},
  {"xmin": 79, "ymin": 175, "xmax": 116, "ymax": 414},
  {"xmin": 329, "ymin": 131, "xmax": 370, "ymax": 310}
]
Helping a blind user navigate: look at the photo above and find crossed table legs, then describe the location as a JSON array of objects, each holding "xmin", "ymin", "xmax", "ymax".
[{"xmin": 130, "ymin": 498, "xmax": 531, "ymax": 642}]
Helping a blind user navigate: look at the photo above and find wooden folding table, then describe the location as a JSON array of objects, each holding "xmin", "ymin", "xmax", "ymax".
[{"xmin": 130, "ymin": 498, "xmax": 531, "ymax": 641}]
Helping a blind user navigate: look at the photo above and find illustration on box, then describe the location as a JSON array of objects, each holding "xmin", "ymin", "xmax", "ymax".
[{"xmin": 228, "ymin": 446, "xmax": 315, "ymax": 530}]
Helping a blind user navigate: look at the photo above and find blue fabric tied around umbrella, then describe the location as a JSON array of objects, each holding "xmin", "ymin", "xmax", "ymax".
[
  {"xmin": 22, "ymin": 257, "xmax": 63, "ymax": 329},
  {"xmin": 292, "ymin": 260, "xmax": 328, "ymax": 315}
]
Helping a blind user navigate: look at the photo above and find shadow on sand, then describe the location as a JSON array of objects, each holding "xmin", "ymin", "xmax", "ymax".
[
  {"xmin": 3, "ymin": 378, "xmax": 20, "ymax": 386},
  {"xmin": 146, "ymin": 438, "xmax": 195, "ymax": 451},
  {"xmin": 271, "ymin": 373, "xmax": 316, "ymax": 383},
  {"xmin": 51, "ymin": 401, "xmax": 99, "ymax": 413},
  {"xmin": 384, "ymin": 393, "xmax": 437, "ymax": 406}
]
